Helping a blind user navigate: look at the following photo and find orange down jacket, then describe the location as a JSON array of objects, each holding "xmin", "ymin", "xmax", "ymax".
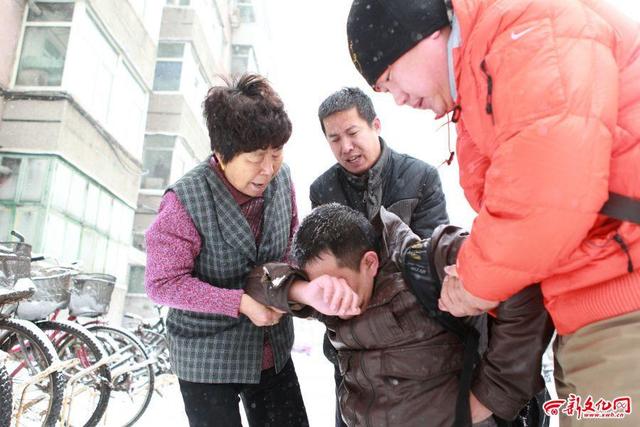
[{"xmin": 451, "ymin": 0, "xmax": 640, "ymax": 335}]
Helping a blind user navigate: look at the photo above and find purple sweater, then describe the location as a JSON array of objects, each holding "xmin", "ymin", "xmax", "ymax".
[
  {"xmin": 145, "ymin": 161, "xmax": 298, "ymax": 369},
  {"xmin": 145, "ymin": 169, "xmax": 298, "ymax": 313}
]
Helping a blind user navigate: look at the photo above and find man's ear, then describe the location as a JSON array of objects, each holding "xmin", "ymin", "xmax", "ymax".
[
  {"xmin": 372, "ymin": 117, "xmax": 381, "ymax": 134},
  {"xmin": 430, "ymin": 29, "xmax": 442, "ymax": 40},
  {"xmin": 361, "ymin": 251, "xmax": 379, "ymax": 277}
]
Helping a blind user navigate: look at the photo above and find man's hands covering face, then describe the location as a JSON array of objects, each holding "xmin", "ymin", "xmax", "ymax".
[{"xmin": 292, "ymin": 275, "xmax": 361, "ymax": 319}]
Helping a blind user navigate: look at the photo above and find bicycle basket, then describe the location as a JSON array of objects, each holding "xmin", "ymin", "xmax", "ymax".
[
  {"xmin": 0, "ymin": 241, "xmax": 32, "ymax": 257},
  {"xmin": 69, "ymin": 273, "xmax": 116, "ymax": 317},
  {"xmin": 15, "ymin": 267, "xmax": 74, "ymax": 321},
  {"xmin": 0, "ymin": 244, "xmax": 32, "ymax": 316}
]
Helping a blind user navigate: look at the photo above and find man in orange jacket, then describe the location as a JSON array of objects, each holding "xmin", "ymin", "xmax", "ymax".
[{"xmin": 346, "ymin": 1, "xmax": 640, "ymax": 426}]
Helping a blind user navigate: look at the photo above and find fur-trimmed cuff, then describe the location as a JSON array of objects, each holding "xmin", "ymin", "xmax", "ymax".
[{"xmin": 245, "ymin": 262, "xmax": 309, "ymax": 314}]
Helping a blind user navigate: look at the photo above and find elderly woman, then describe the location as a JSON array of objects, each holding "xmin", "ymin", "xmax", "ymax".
[{"xmin": 145, "ymin": 74, "xmax": 308, "ymax": 427}]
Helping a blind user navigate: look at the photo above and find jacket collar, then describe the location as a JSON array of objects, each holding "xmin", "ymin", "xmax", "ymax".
[
  {"xmin": 374, "ymin": 206, "xmax": 420, "ymax": 268},
  {"xmin": 366, "ymin": 207, "xmax": 421, "ymax": 308},
  {"xmin": 447, "ymin": 13, "xmax": 462, "ymax": 102}
]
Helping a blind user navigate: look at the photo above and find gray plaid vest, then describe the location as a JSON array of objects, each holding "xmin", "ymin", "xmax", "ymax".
[{"xmin": 166, "ymin": 158, "xmax": 294, "ymax": 383}]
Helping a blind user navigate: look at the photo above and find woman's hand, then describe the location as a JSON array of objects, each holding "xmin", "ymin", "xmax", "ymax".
[
  {"xmin": 239, "ymin": 294, "xmax": 284, "ymax": 327},
  {"xmin": 291, "ymin": 275, "xmax": 361, "ymax": 317}
]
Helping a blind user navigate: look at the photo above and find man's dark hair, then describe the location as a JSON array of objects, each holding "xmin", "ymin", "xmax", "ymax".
[
  {"xmin": 202, "ymin": 73, "xmax": 292, "ymax": 163},
  {"xmin": 292, "ymin": 203, "xmax": 378, "ymax": 270},
  {"xmin": 317, "ymin": 87, "xmax": 377, "ymax": 135}
]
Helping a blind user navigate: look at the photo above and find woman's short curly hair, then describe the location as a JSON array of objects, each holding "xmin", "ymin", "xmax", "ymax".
[{"xmin": 202, "ymin": 74, "xmax": 292, "ymax": 163}]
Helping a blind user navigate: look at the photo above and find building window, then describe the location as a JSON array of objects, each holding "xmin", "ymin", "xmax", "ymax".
[
  {"xmin": 63, "ymin": 11, "xmax": 147, "ymax": 160},
  {"xmin": 0, "ymin": 157, "xmax": 51, "ymax": 203},
  {"xmin": 142, "ymin": 135, "xmax": 175, "ymax": 190},
  {"xmin": 153, "ymin": 42, "xmax": 184, "ymax": 91},
  {"xmin": 236, "ymin": 0, "xmax": 255, "ymax": 23},
  {"xmin": 15, "ymin": 1, "xmax": 74, "ymax": 86},
  {"xmin": 128, "ymin": 265, "xmax": 146, "ymax": 294},
  {"xmin": 0, "ymin": 154, "xmax": 134, "ymax": 275},
  {"xmin": 153, "ymin": 62, "xmax": 182, "ymax": 91},
  {"xmin": 27, "ymin": 2, "xmax": 75, "ymax": 22},
  {"xmin": 153, "ymin": 43, "xmax": 208, "ymax": 119},
  {"xmin": 231, "ymin": 44, "xmax": 258, "ymax": 75},
  {"xmin": 0, "ymin": 158, "xmax": 23, "ymax": 200}
]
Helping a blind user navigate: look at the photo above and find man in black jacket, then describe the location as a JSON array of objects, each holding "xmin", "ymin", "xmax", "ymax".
[
  {"xmin": 312, "ymin": 87, "xmax": 448, "ymax": 237},
  {"xmin": 311, "ymin": 87, "xmax": 449, "ymax": 427}
]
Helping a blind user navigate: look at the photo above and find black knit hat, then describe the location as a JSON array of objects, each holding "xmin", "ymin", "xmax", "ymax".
[{"xmin": 347, "ymin": 0, "xmax": 450, "ymax": 87}]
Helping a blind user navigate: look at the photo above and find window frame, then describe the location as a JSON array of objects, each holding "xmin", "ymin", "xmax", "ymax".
[
  {"xmin": 235, "ymin": 0, "xmax": 255, "ymax": 24},
  {"xmin": 0, "ymin": 153, "xmax": 135, "ymax": 272},
  {"xmin": 141, "ymin": 134, "xmax": 176, "ymax": 191},
  {"xmin": 231, "ymin": 43, "xmax": 258, "ymax": 74},
  {"xmin": 12, "ymin": 0, "xmax": 75, "ymax": 89}
]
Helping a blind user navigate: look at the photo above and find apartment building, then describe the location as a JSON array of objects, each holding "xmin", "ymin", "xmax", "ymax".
[
  {"xmin": 0, "ymin": 0, "xmax": 272, "ymax": 321},
  {"xmin": 0, "ymin": 0, "xmax": 163, "ymax": 321}
]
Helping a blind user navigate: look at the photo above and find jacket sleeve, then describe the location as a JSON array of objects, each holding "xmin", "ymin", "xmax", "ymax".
[
  {"xmin": 244, "ymin": 263, "xmax": 317, "ymax": 318},
  {"xmin": 472, "ymin": 284, "xmax": 555, "ymax": 420},
  {"xmin": 457, "ymin": 18, "xmax": 618, "ymax": 301},
  {"xmin": 408, "ymin": 224, "xmax": 555, "ymax": 420},
  {"xmin": 309, "ymin": 181, "xmax": 321, "ymax": 210},
  {"xmin": 410, "ymin": 166, "xmax": 450, "ymax": 239}
]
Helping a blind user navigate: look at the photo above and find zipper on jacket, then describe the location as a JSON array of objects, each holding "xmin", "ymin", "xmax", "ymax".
[
  {"xmin": 349, "ymin": 321, "xmax": 375, "ymax": 427},
  {"xmin": 480, "ymin": 60, "xmax": 495, "ymax": 125},
  {"xmin": 451, "ymin": 105, "xmax": 461, "ymax": 123},
  {"xmin": 613, "ymin": 233, "xmax": 634, "ymax": 273}
]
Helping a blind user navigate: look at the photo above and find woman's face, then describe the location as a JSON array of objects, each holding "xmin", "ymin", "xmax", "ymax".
[{"xmin": 219, "ymin": 146, "xmax": 284, "ymax": 197}]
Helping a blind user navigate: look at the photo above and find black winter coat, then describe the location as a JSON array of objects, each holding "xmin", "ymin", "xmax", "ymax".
[{"xmin": 310, "ymin": 138, "xmax": 449, "ymax": 239}]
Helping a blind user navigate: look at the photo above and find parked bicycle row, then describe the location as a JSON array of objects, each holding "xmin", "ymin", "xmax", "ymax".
[{"xmin": 0, "ymin": 231, "xmax": 171, "ymax": 427}]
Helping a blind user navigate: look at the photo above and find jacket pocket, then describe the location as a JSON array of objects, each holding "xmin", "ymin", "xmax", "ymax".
[
  {"xmin": 380, "ymin": 343, "xmax": 464, "ymax": 426},
  {"xmin": 380, "ymin": 342, "xmax": 463, "ymax": 381},
  {"xmin": 358, "ymin": 306, "xmax": 406, "ymax": 348}
]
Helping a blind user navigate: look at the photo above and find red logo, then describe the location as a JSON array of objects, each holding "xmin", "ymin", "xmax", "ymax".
[{"xmin": 543, "ymin": 394, "xmax": 633, "ymax": 420}]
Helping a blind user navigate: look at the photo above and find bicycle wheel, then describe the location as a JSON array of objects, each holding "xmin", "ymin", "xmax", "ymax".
[
  {"xmin": 37, "ymin": 320, "xmax": 111, "ymax": 427},
  {"xmin": 134, "ymin": 327, "xmax": 171, "ymax": 376},
  {"xmin": 0, "ymin": 360, "xmax": 12, "ymax": 427},
  {"xmin": 85, "ymin": 324, "xmax": 155, "ymax": 426},
  {"xmin": 0, "ymin": 317, "xmax": 64, "ymax": 427}
]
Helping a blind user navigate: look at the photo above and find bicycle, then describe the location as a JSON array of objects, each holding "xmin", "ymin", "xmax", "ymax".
[
  {"xmin": 8, "ymin": 252, "xmax": 113, "ymax": 427},
  {"xmin": 68, "ymin": 273, "xmax": 155, "ymax": 426},
  {"xmin": 0, "ymin": 234, "xmax": 66, "ymax": 426},
  {"xmin": 0, "ymin": 350, "xmax": 11, "ymax": 427},
  {"xmin": 124, "ymin": 305, "xmax": 171, "ymax": 377}
]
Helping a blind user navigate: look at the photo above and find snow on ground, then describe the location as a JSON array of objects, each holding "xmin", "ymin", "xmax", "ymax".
[{"xmin": 120, "ymin": 318, "xmax": 558, "ymax": 426}]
